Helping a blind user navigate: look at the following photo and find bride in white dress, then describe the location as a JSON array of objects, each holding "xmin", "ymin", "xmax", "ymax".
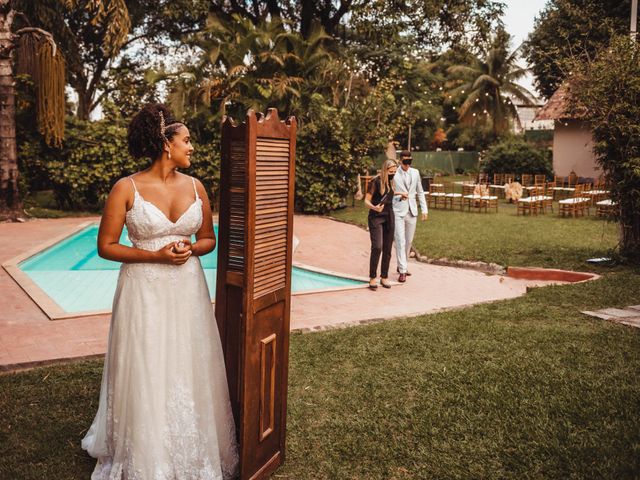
[{"xmin": 82, "ymin": 104, "xmax": 239, "ymax": 479}]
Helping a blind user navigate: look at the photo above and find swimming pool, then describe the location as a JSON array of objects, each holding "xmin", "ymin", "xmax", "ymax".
[{"xmin": 18, "ymin": 224, "xmax": 363, "ymax": 314}]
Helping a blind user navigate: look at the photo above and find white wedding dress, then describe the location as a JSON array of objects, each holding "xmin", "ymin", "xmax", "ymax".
[{"xmin": 82, "ymin": 177, "xmax": 239, "ymax": 479}]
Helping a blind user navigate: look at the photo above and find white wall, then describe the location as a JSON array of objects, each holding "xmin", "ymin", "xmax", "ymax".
[{"xmin": 553, "ymin": 120, "xmax": 601, "ymax": 178}]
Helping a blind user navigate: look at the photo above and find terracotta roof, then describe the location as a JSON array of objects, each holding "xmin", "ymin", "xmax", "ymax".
[{"xmin": 534, "ymin": 83, "xmax": 572, "ymax": 121}]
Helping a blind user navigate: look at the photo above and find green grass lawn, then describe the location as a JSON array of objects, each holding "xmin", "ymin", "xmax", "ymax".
[
  {"xmin": 1, "ymin": 200, "xmax": 638, "ymax": 479},
  {"xmin": 331, "ymin": 200, "xmax": 619, "ymax": 271},
  {"xmin": 1, "ymin": 271, "xmax": 639, "ymax": 479}
]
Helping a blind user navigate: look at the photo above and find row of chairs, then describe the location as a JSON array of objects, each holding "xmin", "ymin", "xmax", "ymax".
[
  {"xmin": 518, "ymin": 182, "xmax": 616, "ymax": 217},
  {"xmin": 428, "ymin": 183, "xmax": 499, "ymax": 213},
  {"xmin": 489, "ymin": 173, "xmax": 611, "ymax": 205},
  {"xmin": 428, "ymin": 178, "xmax": 617, "ymax": 218}
]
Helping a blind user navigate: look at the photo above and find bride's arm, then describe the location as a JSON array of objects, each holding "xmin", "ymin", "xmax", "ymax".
[
  {"xmin": 97, "ymin": 179, "xmax": 190, "ymax": 265},
  {"xmin": 190, "ymin": 179, "xmax": 216, "ymax": 257}
]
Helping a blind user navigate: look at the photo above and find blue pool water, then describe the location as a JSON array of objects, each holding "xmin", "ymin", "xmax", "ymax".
[{"xmin": 19, "ymin": 224, "xmax": 362, "ymax": 313}]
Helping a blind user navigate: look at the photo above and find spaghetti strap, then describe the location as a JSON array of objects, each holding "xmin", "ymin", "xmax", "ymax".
[
  {"xmin": 129, "ymin": 176, "xmax": 138, "ymax": 194},
  {"xmin": 191, "ymin": 177, "xmax": 199, "ymax": 199}
]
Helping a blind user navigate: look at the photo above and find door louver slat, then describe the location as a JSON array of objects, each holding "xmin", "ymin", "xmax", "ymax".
[
  {"xmin": 228, "ymin": 140, "xmax": 246, "ymax": 273},
  {"xmin": 253, "ymin": 137, "xmax": 289, "ymax": 299}
]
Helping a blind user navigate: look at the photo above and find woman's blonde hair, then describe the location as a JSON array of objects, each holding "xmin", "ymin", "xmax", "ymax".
[{"xmin": 379, "ymin": 158, "xmax": 398, "ymax": 195}]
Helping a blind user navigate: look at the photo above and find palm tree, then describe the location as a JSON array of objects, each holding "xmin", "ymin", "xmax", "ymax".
[
  {"xmin": 448, "ymin": 30, "xmax": 535, "ymax": 139},
  {"xmin": 0, "ymin": 0, "xmax": 129, "ymax": 219}
]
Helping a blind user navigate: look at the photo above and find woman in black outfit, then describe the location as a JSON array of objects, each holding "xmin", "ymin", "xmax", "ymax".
[{"xmin": 364, "ymin": 159, "xmax": 406, "ymax": 289}]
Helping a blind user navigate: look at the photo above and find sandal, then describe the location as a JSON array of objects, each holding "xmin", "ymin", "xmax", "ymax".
[
  {"xmin": 380, "ymin": 279, "xmax": 391, "ymax": 289},
  {"xmin": 368, "ymin": 279, "xmax": 378, "ymax": 290}
]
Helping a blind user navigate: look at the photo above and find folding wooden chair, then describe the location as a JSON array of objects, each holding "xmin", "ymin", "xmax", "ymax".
[
  {"xmin": 480, "ymin": 192, "xmax": 499, "ymax": 213},
  {"xmin": 444, "ymin": 182, "xmax": 463, "ymax": 210},
  {"xmin": 462, "ymin": 184, "xmax": 483, "ymax": 212},
  {"xmin": 521, "ymin": 174, "xmax": 533, "ymax": 187},
  {"xmin": 489, "ymin": 173, "xmax": 506, "ymax": 198},
  {"xmin": 428, "ymin": 183, "xmax": 446, "ymax": 209},
  {"xmin": 516, "ymin": 185, "xmax": 542, "ymax": 215},
  {"xmin": 584, "ymin": 177, "xmax": 609, "ymax": 206},
  {"xmin": 534, "ymin": 174, "xmax": 546, "ymax": 185},
  {"xmin": 559, "ymin": 184, "xmax": 590, "ymax": 217},
  {"xmin": 539, "ymin": 182, "xmax": 554, "ymax": 213},
  {"xmin": 596, "ymin": 199, "xmax": 617, "ymax": 217}
]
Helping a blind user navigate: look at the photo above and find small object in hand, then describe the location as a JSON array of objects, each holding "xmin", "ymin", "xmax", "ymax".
[{"xmin": 172, "ymin": 241, "xmax": 186, "ymax": 253}]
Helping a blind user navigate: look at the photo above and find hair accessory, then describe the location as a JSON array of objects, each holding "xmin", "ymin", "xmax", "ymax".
[
  {"xmin": 159, "ymin": 110, "xmax": 184, "ymax": 143},
  {"xmin": 159, "ymin": 110, "xmax": 166, "ymax": 137}
]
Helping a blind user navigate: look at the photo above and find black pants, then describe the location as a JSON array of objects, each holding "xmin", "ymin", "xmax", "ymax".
[{"xmin": 368, "ymin": 212, "xmax": 395, "ymax": 279}]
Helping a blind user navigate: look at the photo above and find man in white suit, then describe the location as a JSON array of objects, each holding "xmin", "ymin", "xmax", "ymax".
[{"xmin": 392, "ymin": 151, "xmax": 428, "ymax": 282}]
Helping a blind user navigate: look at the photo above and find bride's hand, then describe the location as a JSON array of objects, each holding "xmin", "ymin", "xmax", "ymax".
[
  {"xmin": 156, "ymin": 242, "xmax": 192, "ymax": 265},
  {"xmin": 172, "ymin": 238, "xmax": 192, "ymax": 254}
]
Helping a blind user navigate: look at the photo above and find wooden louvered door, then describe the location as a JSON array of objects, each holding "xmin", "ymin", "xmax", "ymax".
[{"xmin": 216, "ymin": 109, "xmax": 296, "ymax": 480}]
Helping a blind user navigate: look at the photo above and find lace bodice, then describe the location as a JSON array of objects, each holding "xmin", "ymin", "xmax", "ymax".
[{"xmin": 125, "ymin": 176, "xmax": 203, "ymax": 251}]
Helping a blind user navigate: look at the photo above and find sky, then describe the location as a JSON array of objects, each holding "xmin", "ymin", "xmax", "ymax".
[{"xmin": 502, "ymin": 0, "xmax": 550, "ymax": 99}]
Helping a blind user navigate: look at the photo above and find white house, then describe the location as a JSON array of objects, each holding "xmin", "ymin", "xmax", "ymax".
[{"xmin": 534, "ymin": 83, "xmax": 601, "ymax": 179}]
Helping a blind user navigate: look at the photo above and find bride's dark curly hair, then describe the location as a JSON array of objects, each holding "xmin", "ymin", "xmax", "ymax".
[{"xmin": 127, "ymin": 104, "xmax": 183, "ymax": 160}]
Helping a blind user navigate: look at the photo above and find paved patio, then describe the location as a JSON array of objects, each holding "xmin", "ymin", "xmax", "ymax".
[{"xmin": 1, "ymin": 215, "xmax": 544, "ymax": 371}]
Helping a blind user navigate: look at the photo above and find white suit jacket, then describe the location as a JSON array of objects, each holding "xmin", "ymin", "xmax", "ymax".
[{"xmin": 392, "ymin": 167, "xmax": 428, "ymax": 217}]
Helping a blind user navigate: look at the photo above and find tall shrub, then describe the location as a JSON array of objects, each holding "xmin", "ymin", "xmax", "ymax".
[
  {"xmin": 18, "ymin": 117, "xmax": 221, "ymax": 210},
  {"xmin": 570, "ymin": 36, "xmax": 640, "ymax": 262},
  {"xmin": 482, "ymin": 138, "xmax": 552, "ymax": 179},
  {"xmin": 295, "ymin": 95, "xmax": 354, "ymax": 213}
]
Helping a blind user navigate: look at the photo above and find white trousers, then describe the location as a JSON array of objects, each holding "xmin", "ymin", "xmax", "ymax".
[{"xmin": 394, "ymin": 213, "xmax": 417, "ymax": 274}]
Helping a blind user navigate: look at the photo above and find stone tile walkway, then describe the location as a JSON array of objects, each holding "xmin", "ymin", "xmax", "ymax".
[
  {"xmin": 1, "ymin": 215, "xmax": 549, "ymax": 371},
  {"xmin": 582, "ymin": 305, "xmax": 640, "ymax": 328}
]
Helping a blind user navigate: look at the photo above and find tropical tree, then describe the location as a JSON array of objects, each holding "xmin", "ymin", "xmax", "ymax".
[
  {"xmin": 1, "ymin": 0, "xmax": 64, "ymax": 217},
  {"xmin": 165, "ymin": 14, "xmax": 332, "ymax": 120},
  {"xmin": 523, "ymin": 0, "xmax": 631, "ymax": 99},
  {"xmin": 569, "ymin": 36, "xmax": 640, "ymax": 262},
  {"xmin": 448, "ymin": 30, "xmax": 536, "ymax": 139},
  {"xmin": 0, "ymin": 0, "xmax": 130, "ymax": 218},
  {"xmin": 14, "ymin": 0, "xmax": 132, "ymax": 120}
]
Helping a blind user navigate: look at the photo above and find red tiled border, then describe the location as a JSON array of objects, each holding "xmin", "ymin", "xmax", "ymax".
[{"xmin": 506, "ymin": 267, "xmax": 600, "ymax": 283}]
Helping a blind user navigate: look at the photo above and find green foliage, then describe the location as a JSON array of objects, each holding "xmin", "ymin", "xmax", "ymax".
[
  {"xmin": 570, "ymin": 36, "xmax": 640, "ymax": 262},
  {"xmin": 448, "ymin": 124, "xmax": 494, "ymax": 151},
  {"xmin": 482, "ymin": 138, "xmax": 552, "ymax": 179},
  {"xmin": 295, "ymin": 95, "xmax": 353, "ymax": 213},
  {"xmin": 44, "ymin": 119, "xmax": 135, "ymax": 209},
  {"xmin": 523, "ymin": 0, "xmax": 631, "ymax": 98},
  {"xmin": 17, "ymin": 117, "xmax": 221, "ymax": 211}
]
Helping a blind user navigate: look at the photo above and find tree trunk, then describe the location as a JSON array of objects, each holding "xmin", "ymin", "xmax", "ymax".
[
  {"xmin": 76, "ymin": 87, "xmax": 91, "ymax": 121},
  {"xmin": 0, "ymin": 2, "xmax": 22, "ymax": 220},
  {"xmin": 300, "ymin": 0, "xmax": 314, "ymax": 39},
  {"xmin": 619, "ymin": 204, "xmax": 640, "ymax": 262}
]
